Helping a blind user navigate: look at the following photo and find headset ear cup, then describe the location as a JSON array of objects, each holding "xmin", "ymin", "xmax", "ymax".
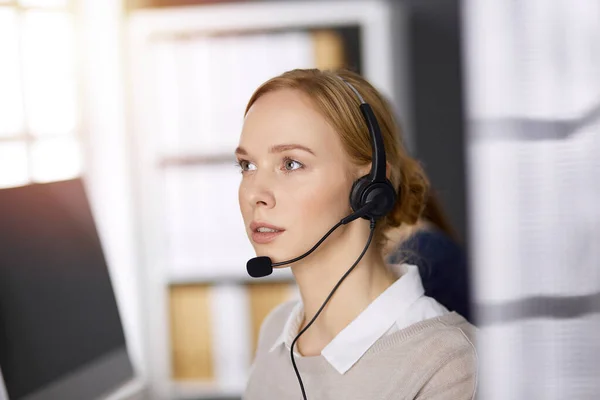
[
  {"xmin": 350, "ymin": 177, "xmax": 398, "ymax": 220},
  {"xmin": 349, "ymin": 176, "xmax": 371, "ymax": 213},
  {"xmin": 363, "ymin": 180, "xmax": 397, "ymax": 218}
]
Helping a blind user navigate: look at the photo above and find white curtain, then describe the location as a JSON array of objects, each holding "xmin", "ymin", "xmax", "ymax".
[{"xmin": 462, "ymin": 1, "xmax": 600, "ymax": 398}]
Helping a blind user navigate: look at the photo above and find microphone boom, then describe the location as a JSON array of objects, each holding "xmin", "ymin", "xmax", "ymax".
[{"xmin": 245, "ymin": 203, "xmax": 375, "ymax": 278}]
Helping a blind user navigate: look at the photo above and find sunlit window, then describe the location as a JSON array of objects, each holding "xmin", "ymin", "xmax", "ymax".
[
  {"xmin": 0, "ymin": 0, "xmax": 80, "ymax": 188},
  {"xmin": 19, "ymin": 0, "xmax": 68, "ymax": 7}
]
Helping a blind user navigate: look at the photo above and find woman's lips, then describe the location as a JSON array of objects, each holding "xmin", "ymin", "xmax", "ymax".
[
  {"xmin": 251, "ymin": 230, "xmax": 285, "ymax": 244},
  {"xmin": 249, "ymin": 221, "xmax": 285, "ymax": 244}
]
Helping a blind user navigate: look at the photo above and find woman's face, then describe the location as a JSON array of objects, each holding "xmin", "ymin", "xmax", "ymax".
[{"xmin": 236, "ymin": 89, "xmax": 357, "ymax": 265}]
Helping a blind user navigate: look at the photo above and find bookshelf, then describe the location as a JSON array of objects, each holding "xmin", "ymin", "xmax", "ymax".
[{"xmin": 126, "ymin": 1, "xmax": 405, "ymax": 398}]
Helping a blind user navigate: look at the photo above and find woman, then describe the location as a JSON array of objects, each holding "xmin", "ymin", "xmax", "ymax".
[{"xmin": 235, "ymin": 68, "xmax": 477, "ymax": 399}]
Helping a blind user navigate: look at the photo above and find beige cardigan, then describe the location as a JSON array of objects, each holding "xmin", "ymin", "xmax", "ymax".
[{"xmin": 243, "ymin": 301, "xmax": 478, "ymax": 400}]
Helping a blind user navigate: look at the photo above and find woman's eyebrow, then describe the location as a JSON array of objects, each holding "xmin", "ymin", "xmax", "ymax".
[
  {"xmin": 234, "ymin": 146, "xmax": 248, "ymax": 156},
  {"xmin": 269, "ymin": 144, "xmax": 315, "ymax": 155},
  {"xmin": 234, "ymin": 144, "xmax": 316, "ymax": 156}
]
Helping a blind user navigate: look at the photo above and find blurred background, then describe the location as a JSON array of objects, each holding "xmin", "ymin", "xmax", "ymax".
[{"xmin": 0, "ymin": 0, "xmax": 598, "ymax": 399}]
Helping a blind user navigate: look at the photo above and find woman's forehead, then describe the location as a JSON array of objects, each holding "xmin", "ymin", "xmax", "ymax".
[{"xmin": 239, "ymin": 89, "xmax": 342, "ymax": 154}]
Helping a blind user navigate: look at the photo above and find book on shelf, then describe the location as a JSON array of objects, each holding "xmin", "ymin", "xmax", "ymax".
[
  {"xmin": 169, "ymin": 281, "xmax": 298, "ymax": 388},
  {"xmin": 151, "ymin": 27, "xmax": 347, "ymax": 159},
  {"xmin": 162, "ymin": 164, "xmax": 255, "ymax": 279},
  {"xmin": 312, "ymin": 29, "xmax": 345, "ymax": 71},
  {"xmin": 151, "ymin": 29, "xmax": 316, "ymax": 158},
  {"xmin": 169, "ymin": 283, "xmax": 214, "ymax": 381}
]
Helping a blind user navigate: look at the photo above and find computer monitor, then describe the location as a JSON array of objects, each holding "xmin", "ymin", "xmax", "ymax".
[{"xmin": 0, "ymin": 178, "xmax": 135, "ymax": 400}]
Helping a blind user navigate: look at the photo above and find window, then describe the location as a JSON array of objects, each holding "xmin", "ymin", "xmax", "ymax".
[{"xmin": 0, "ymin": 0, "xmax": 81, "ymax": 189}]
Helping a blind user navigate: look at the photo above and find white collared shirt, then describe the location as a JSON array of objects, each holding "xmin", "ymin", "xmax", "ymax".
[{"xmin": 269, "ymin": 263, "xmax": 450, "ymax": 374}]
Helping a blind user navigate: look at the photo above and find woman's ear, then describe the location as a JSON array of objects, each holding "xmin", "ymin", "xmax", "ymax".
[
  {"xmin": 357, "ymin": 163, "xmax": 371, "ymax": 179},
  {"xmin": 356, "ymin": 161, "xmax": 392, "ymax": 179}
]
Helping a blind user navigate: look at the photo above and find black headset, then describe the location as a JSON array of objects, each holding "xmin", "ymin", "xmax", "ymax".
[{"xmin": 342, "ymin": 77, "xmax": 398, "ymax": 220}]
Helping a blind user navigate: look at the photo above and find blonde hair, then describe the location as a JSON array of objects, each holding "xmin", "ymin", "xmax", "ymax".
[{"xmin": 244, "ymin": 68, "xmax": 430, "ymax": 251}]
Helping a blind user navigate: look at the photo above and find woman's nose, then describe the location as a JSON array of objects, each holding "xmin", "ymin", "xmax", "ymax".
[
  {"xmin": 241, "ymin": 174, "xmax": 276, "ymax": 209},
  {"xmin": 251, "ymin": 193, "xmax": 274, "ymax": 208}
]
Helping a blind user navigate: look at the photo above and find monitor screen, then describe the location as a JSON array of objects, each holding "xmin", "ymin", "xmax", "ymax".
[{"xmin": 0, "ymin": 178, "xmax": 134, "ymax": 400}]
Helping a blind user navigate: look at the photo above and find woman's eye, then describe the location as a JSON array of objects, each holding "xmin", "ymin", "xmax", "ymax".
[
  {"xmin": 283, "ymin": 158, "xmax": 303, "ymax": 172},
  {"xmin": 237, "ymin": 160, "xmax": 256, "ymax": 172}
]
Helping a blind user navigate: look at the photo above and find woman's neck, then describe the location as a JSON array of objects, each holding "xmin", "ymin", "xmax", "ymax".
[{"xmin": 289, "ymin": 226, "xmax": 397, "ymax": 357}]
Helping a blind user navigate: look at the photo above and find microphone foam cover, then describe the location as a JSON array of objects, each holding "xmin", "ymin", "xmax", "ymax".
[{"xmin": 246, "ymin": 256, "xmax": 273, "ymax": 278}]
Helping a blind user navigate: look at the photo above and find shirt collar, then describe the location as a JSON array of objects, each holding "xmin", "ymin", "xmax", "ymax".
[{"xmin": 269, "ymin": 263, "xmax": 425, "ymax": 374}]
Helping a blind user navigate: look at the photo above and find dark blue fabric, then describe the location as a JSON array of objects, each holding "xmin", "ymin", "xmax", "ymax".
[{"xmin": 386, "ymin": 228, "xmax": 473, "ymax": 323}]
